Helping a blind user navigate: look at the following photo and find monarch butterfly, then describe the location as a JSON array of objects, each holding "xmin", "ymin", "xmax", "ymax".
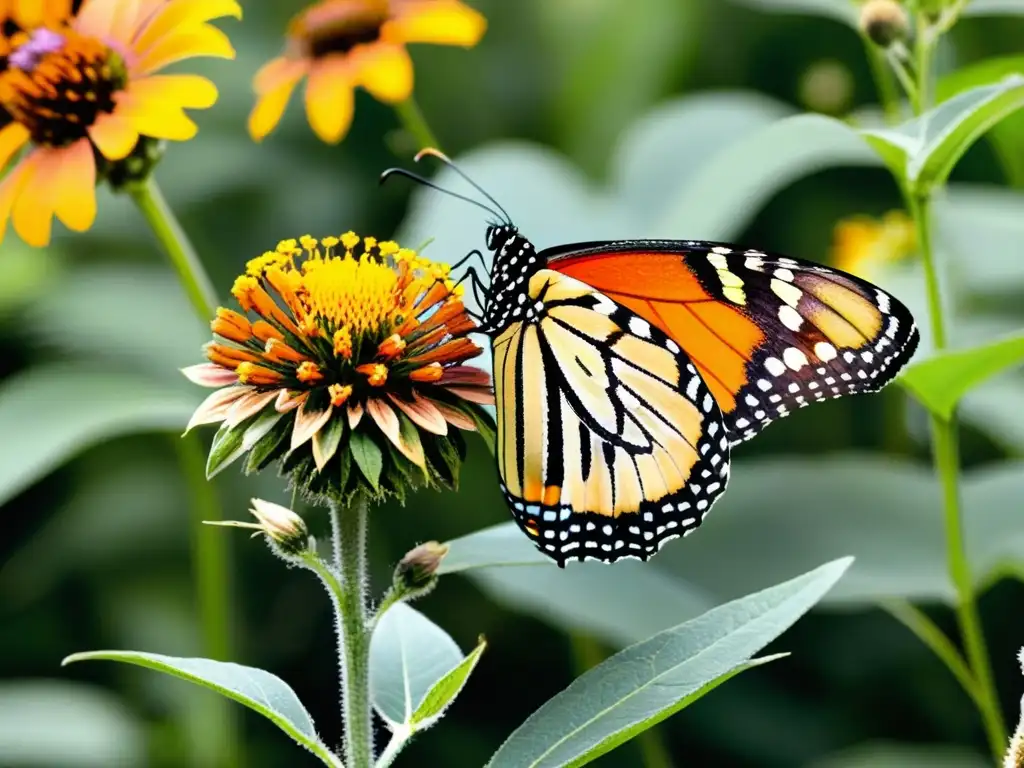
[{"xmin": 383, "ymin": 150, "xmax": 920, "ymax": 567}]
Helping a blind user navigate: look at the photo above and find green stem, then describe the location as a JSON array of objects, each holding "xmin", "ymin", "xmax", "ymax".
[
  {"xmin": 331, "ymin": 496, "xmax": 374, "ymax": 768},
  {"xmin": 393, "ymin": 97, "xmax": 442, "ymax": 151},
  {"xmin": 175, "ymin": 434, "xmax": 239, "ymax": 768},
  {"xmin": 129, "ymin": 177, "xmax": 219, "ymax": 320},
  {"xmin": 864, "ymin": 41, "xmax": 903, "ymax": 124},
  {"xmin": 909, "ymin": 188, "xmax": 1007, "ymax": 761}
]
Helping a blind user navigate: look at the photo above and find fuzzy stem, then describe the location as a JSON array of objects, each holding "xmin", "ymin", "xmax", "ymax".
[
  {"xmin": 331, "ymin": 496, "xmax": 374, "ymax": 768},
  {"xmin": 393, "ymin": 97, "xmax": 442, "ymax": 151},
  {"xmin": 129, "ymin": 177, "xmax": 219, "ymax": 320}
]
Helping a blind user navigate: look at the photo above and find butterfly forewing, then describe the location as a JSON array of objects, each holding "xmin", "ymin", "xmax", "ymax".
[
  {"xmin": 545, "ymin": 241, "xmax": 920, "ymax": 445},
  {"xmin": 493, "ymin": 268, "xmax": 731, "ymax": 566}
]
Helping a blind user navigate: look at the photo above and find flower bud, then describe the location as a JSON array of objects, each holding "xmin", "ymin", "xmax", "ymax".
[
  {"xmin": 859, "ymin": 0, "xmax": 909, "ymax": 48},
  {"xmin": 394, "ymin": 541, "xmax": 449, "ymax": 595},
  {"xmin": 250, "ymin": 498, "xmax": 310, "ymax": 555}
]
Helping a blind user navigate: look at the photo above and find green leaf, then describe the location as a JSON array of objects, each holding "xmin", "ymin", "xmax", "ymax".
[
  {"xmin": 900, "ymin": 333, "xmax": 1024, "ymax": 419},
  {"xmin": 62, "ymin": 651, "xmax": 341, "ymax": 767},
  {"xmin": 653, "ymin": 114, "xmax": 879, "ymax": 240},
  {"xmin": 724, "ymin": 0, "xmax": 857, "ymax": 25},
  {"xmin": 369, "ymin": 602, "xmax": 474, "ymax": 728},
  {"xmin": 245, "ymin": 415, "xmax": 293, "ymax": 473},
  {"xmin": 812, "ymin": 741, "xmax": 991, "ymax": 767},
  {"xmin": 411, "ymin": 637, "xmax": 487, "ymax": 728},
  {"xmin": 0, "ymin": 681, "xmax": 146, "ymax": 767},
  {"xmin": 964, "ymin": 0, "xmax": 1024, "ymax": 16},
  {"xmin": 312, "ymin": 415, "xmax": 345, "ymax": 470},
  {"xmin": 439, "ymin": 523, "xmax": 550, "ymax": 574},
  {"xmin": 486, "ymin": 558, "xmax": 851, "ymax": 768},
  {"xmin": 205, "ymin": 421, "xmax": 247, "ymax": 479},
  {"xmin": 349, "ymin": 431, "xmax": 383, "ymax": 491},
  {"xmin": 861, "ymin": 75, "xmax": 1024, "ymax": 190},
  {"xmin": 0, "ymin": 364, "xmax": 197, "ymax": 507}
]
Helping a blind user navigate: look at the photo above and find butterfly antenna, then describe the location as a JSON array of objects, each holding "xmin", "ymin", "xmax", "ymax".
[
  {"xmin": 415, "ymin": 147, "xmax": 513, "ymax": 225},
  {"xmin": 379, "ymin": 167, "xmax": 503, "ymax": 221}
]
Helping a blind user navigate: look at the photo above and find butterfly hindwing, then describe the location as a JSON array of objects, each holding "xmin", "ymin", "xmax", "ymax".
[
  {"xmin": 492, "ymin": 268, "xmax": 731, "ymax": 566},
  {"xmin": 545, "ymin": 240, "xmax": 920, "ymax": 445}
]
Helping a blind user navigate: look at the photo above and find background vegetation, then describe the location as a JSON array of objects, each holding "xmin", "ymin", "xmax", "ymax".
[{"xmin": 2, "ymin": 0, "xmax": 1024, "ymax": 766}]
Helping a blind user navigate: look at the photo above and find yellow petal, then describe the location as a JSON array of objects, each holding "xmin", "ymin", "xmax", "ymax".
[
  {"xmin": 353, "ymin": 43, "xmax": 413, "ymax": 104},
  {"xmin": 11, "ymin": 150, "xmax": 58, "ymax": 247},
  {"xmin": 127, "ymin": 74, "xmax": 219, "ymax": 109},
  {"xmin": 247, "ymin": 59, "xmax": 307, "ymax": 142},
  {"xmin": 0, "ymin": 122, "xmax": 30, "ymax": 172},
  {"xmin": 0, "ymin": 158, "xmax": 31, "ymax": 245},
  {"xmin": 87, "ymin": 111, "xmax": 140, "ymax": 160},
  {"xmin": 133, "ymin": 0, "xmax": 242, "ymax": 55},
  {"xmin": 304, "ymin": 59, "xmax": 354, "ymax": 144},
  {"xmin": 387, "ymin": 1, "xmax": 487, "ymax": 47},
  {"xmin": 136, "ymin": 25, "xmax": 235, "ymax": 75},
  {"xmin": 116, "ymin": 93, "xmax": 199, "ymax": 141},
  {"xmin": 253, "ymin": 56, "xmax": 306, "ymax": 95},
  {"xmin": 110, "ymin": 0, "xmax": 143, "ymax": 42},
  {"xmin": 53, "ymin": 139, "xmax": 97, "ymax": 233}
]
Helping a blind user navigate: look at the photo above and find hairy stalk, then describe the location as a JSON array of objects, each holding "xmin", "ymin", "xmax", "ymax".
[
  {"xmin": 133, "ymin": 178, "xmax": 236, "ymax": 767},
  {"xmin": 393, "ymin": 96, "xmax": 442, "ymax": 151},
  {"xmin": 331, "ymin": 496, "xmax": 374, "ymax": 768}
]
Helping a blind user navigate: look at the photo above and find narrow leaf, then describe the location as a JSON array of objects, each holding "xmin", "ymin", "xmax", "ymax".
[
  {"xmin": 725, "ymin": 0, "xmax": 857, "ymax": 25},
  {"xmin": 349, "ymin": 431, "xmax": 384, "ymax": 491},
  {"xmin": 486, "ymin": 558, "xmax": 852, "ymax": 768},
  {"xmin": 206, "ymin": 420, "xmax": 248, "ymax": 479},
  {"xmin": 312, "ymin": 415, "xmax": 345, "ymax": 471},
  {"xmin": 900, "ymin": 333, "xmax": 1024, "ymax": 419},
  {"xmin": 62, "ymin": 651, "xmax": 341, "ymax": 767},
  {"xmin": 411, "ymin": 636, "xmax": 487, "ymax": 729}
]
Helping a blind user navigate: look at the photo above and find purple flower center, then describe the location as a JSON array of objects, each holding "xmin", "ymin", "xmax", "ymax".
[{"xmin": 9, "ymin": 29, "xmax": 67, "ymax": 71}]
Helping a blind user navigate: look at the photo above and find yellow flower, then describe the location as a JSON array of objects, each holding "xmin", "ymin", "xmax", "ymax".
[
  {"xmin": 183, "ymin": 232, "xmax": 494, "ymax": 502},
  {"xmin": 249, "ymin": 0, "xmax": 486, "ymax": 144},
  {"xmin": 831, "ymin": 210, "xmax": 917, "ymax": 279},
  {"xmin": 0, "ymin": 0, "xmax": 241, "ymax": 247},
  {"xmin": 0, "ymin": 0, "xmax": 78, "ymax": 34}
]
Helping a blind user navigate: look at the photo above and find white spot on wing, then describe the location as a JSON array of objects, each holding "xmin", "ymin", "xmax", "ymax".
[{"xmin": 783, "ymin": 347, "xmax": 808, "ymax": 370}]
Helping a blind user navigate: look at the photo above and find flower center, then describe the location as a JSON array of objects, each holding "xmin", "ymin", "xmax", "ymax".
[
  {"xmin": 0, "ymin": 27, "xmax": 127, "ymax": 146},
  {"xmin": 288, "ymin": 0, "xmax": 389, "ymax": 59},
  {"xmin": 302, "ymin": 255, "xmax": 401, "ymax": 335}
]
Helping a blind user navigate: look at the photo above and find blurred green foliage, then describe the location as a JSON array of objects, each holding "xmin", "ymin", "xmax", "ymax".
[{"xmin": 2, "ymin": 0, "xmax": 1024, "ymax": 766}]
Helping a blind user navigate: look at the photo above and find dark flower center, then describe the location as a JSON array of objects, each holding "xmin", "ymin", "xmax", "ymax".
[
  {"xmin": 290, "ymin": 1, "xmax": 389, "ymax": 59},
  {"xmin": 0, "ymin": 28, "xmax": 127, "ymax": 146}
]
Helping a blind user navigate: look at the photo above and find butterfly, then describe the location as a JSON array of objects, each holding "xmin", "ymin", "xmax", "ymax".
[{"xmin": 383, "ymin": 150, "xmax": 920, "ymax": 567}]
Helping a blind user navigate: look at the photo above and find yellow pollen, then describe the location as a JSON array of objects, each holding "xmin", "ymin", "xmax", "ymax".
[
  {"xmin": 378, "ymin": 241, "xmax": 399, "ymax": 256},
  {"xmin": 329, "ymin": 383, "xmax": 353, "ymax": 407},
  {"xmin": 358, "ymin": 363, "xmax": 388, "ymax": 387},
  {"xmin": 232, "ymin": 275, "xmax": 259, "ymax": 311},
  {"xmin": 341, "ymin": 231, "xmax": 360, "ymax": 250},
  {"xmin": 333, "ymin": 326, "xmax": 353, "ymax": 358},
  {"xmin": 296, "ymin": 361, "xmax": 324, "ymax": 383},
  {"xmin": 302, "ymin": 255, "xmax": 400, "ymax": 335},
  {"xmin": 377, "ymin": 334, "xmax": 406, "ymax": 360},
  {"xmin": 322, "ymin": 236, "xmax": 339, "ymax": 248}
]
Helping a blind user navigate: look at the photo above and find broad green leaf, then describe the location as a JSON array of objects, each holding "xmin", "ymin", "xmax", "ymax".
[
  {"xmin": 62, "ymin": 651, "xmax": 341, "ymax": 767},
  {"xmin": 487, "ymin": 558, "xmax": 851, "ymax": 768},
  {"xmin": 440, "ymin": 522, "xmax": 550, "ymax": 574},
  {"xmin": 861, "ymin": 75, "xmax": 1024, "ymax": 189},
  {"xmin": 0, "ymin": 682, "xmax": 146, "ymax": 767},
  {"xmin": 0, "ymin": 364, "xmax": 197, "ymax": 506},
  {"xmin": 900, "ymin": 333, "xmax": 1024, "ymax": 419},
  {"xmin": 812, "ymin": 741, "xmax": 990, "ymax": 767},
  {"xmin": 654, "ymin": 114, "xmax": 879, "ymax": 240},
  {"xmin": 411, "ymin": 637, "xmax": 487, "ymax": 728},
  {"xmin": 349, "ymin": 431, "xmax": 383, "ymax": 490},
  {"xmin": 725, "ymin": 0, "xmax": 857, "ymax": 25},
  {"xmin": 470, "ymin": 561, "xmax": 715, "ymax": 647},
  {"xmin": 369, "ymin": 603, "xmax": 471, "ymax": 727}
]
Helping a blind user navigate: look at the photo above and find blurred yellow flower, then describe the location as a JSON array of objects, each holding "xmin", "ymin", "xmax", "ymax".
[
  {"xmin": 831, "ymin": 210, "xmax": 917, "ymax": 278},
  {"xmin": 249, "ymin": 0, "xmax": 486, "ymax": 144},
  {"xmin": 0, "ymin": 0, "xmax": 79, "ymax": 32},
  {"xmin": 0, "ymin": 0, "xmax": 240, "ymax": 247}
]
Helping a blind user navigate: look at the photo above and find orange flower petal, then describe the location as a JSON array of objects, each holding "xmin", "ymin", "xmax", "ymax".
[
  {"xmin": 225, "ymin": 389, "xmax": 279, "ymax": 427},
  {"xmin": 444, "ymin": 386, "xmax": 495, "ymax": 405},
  {"xmin": 88, "ymin": 111, "xmax": 140, "ymax": 160},
  {"xmin": 0, "ymin": 158, "xmax": 31, "ymax": 244},
  {"xmin": 136, "ymin": 25, "xmax": 235, "ymax": 75},
  {"xmin": 304, "ymin": 58, "xmax": 355, "ymax": 144},
  {"xmin": 388, "ymin": 391, "xmax": 448, "ymax": 436},
  {"xmin": 127, "ymin": 74, "xmax": 219, "ymax": 109},
  {"xmin": 133, "ymin": 0, "xmax": 242, "ymax": 55},
  {"xmin": 248, "ymin": 59, "xmax": 307, "ymax": 141},
  {"xmin": 348, "ymin": 402, "xmax": 364, "ymax": 429},
  {"xmin": 431, "ymin": 399, "xmax": 476, "ymax": 431},
  {"xmin": 110, "ymin": 0, "xmax": 145, "ymax": 43},
  {"xmin": 74, "ymin": 0, "xmax": 120, "ymax": 39},
  {"xmin": 52, "ymin": 139, "xmax": 97, "ymax": 233},
  {"xmin": 352, "ymin": 43, "xmax": 413, "ymax": 104},
  {"xmin": 12, "ymin": 150, "xmax": 59, "ymax": 247},
  {"xmin": 0, "ymin": 122, "xmax": 30, "ymax": 172},
  {"xmin": 276, "ymin": 389, "xmax": 307, "ymax": 413},
  {"xmin": 366, "ymin": 398, "xmax": 401, "ymax": 449},
  {"xmin": 291, "ymin": 400, "xmax": 333, "ymax": 450},
  {"xmin": 387, "ymin": 0, "xmax": 486, "ymax": 47}
]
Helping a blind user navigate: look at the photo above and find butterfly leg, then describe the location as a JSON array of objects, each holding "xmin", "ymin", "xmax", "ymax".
[{"xmin": 449, "ymin": 248, "xmax": 490, "ymax": 276}]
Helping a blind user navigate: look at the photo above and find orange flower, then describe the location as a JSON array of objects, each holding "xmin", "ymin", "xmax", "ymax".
[
  {"xmin": 832, "ymin": 210, "xmax": 917, "ymax": 279},
  {"xmin": 183, "ymin": 232, "xmax": 493, "ymax": 500},
  {"xmin": 0, "ymin": 0, "xmax": 240, "ymax": 247},
  {"xmin": 0, "ymin": 0, "xmax": 79, "ymax": 34},
  {"xmin": 249, "ymin": 0, "xmax": 486, "ymax": 144}
]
